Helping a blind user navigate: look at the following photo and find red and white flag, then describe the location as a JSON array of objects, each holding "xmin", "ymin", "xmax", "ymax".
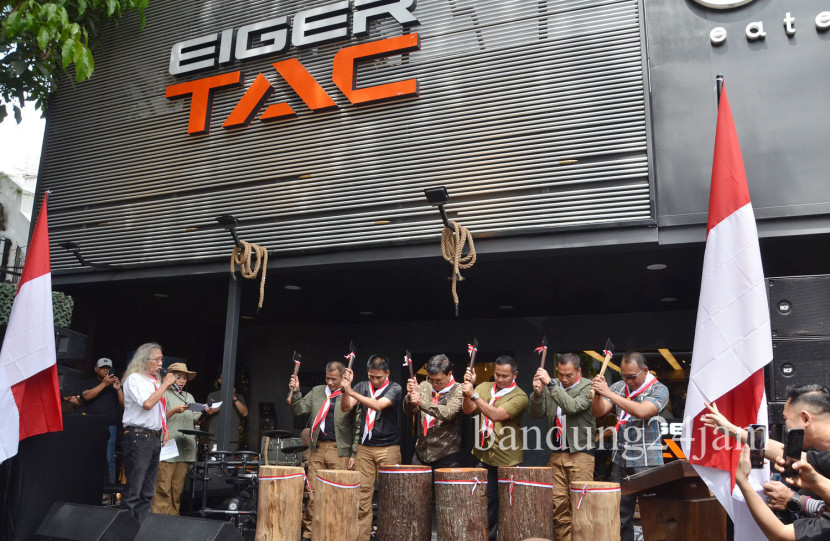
[
  {"xmin": 681, "ymin": 83, "xmax": 772, "ymax": 540},
  {"xmin": 0, "ymin": 194, "xmax": 63, "ymax": 463}
]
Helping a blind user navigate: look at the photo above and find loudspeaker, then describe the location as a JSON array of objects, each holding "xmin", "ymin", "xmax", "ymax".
[
  {"xmin": 768, "ymin": 275, "xmax": 830, "ymax": 338},
  {"xmin": 35, "ymin": 503, "xmax": 138, "ymax": 540},
  {"xmin": 134, "ymin": 515, "xmax": 243, "ymax": 541},
  {"xmin": 55, "ymin": 326, "xmax": 87, "ymax": 361},
  {"xmin": 767, "ymin": 338, "xmax": 830, "ymax": 401}
]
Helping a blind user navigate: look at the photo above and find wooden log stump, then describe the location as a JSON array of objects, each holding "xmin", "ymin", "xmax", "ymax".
[
  {"xmin": 256, "ymin": 465, "xmax": 305, "ymax": 541},
  {"xmin": 496, "ymin": 466, "xmax": 555, "ymax": 541},
  {"xmin": 312, "ymin": 469, "xmax": 360, "ymax": 541},
  {"xmin": 377, "ymin": 465, "xmax": 433, "ymax": 541},
  {"xmin": 434, "ymin": 467, "xmax": 488, "ymax": 541},
  {"xmin": 570, "ymin": 481, "xmax": 621, "ymax": 541}
]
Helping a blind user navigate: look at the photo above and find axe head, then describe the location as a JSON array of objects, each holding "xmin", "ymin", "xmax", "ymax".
[
  {"xmin": 604, "ymin": 338, "xmax": 615, "ymax": 355},
  {"xmin": 293, "ymin": 351, "xmax": 302, "ymax": 362},
  {"xmin": 349, "ymin": 340, "xmax": 356, "ymax": 355},
  {"xmin": 473, "ymin": 337, "xmax": 479, "ymax": 349},
  {"xmin": 405, "ymin": 349, "xmax": 412, "ymax": 362},
  {"xmin": 542, "ymin": 335, "xmax": 548, "ymax": 348}
]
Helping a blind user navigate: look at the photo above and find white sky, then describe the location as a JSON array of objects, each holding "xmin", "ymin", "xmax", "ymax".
[{"xmin": 0, "ymin": 104, "xmax": 46, "ymax": 175}]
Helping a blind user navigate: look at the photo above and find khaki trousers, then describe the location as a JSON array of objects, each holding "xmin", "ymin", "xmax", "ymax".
[
  {"xmin": 151, "ymin": 461, "xmax": 189, "ymax": 515},
  {"xmin": 304, "ymin": 441, "xmax": 350, "ymax": 538},
  {"xmin": 356, "ymin": 444, "xmax": 401, "ymax": 541},
  {"xmin": 549, "ymin": 451, "xmax": 595, "ymax": 541}
]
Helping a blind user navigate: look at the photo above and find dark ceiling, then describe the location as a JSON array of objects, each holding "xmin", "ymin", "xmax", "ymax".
[{"xmin": 58, "ymin": 232, "xmax": 830, "ymax": 327}]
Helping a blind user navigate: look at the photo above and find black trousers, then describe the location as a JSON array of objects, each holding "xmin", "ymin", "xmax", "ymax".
[
  {"xmin": 611, "ymin": 462, "xmax": 652, "ymax": 541},
  {"xmin": 122, "ymin": 429, "xmax": 161, "ymax": 523}
]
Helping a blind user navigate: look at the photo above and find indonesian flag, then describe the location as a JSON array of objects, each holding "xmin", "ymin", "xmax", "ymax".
[
  {"xmin": 681, "ymin": 83, "xmax": 771, "ymax": 541},
  {"xmin": 0, "ymin": 194, "xmax": 63, "ymax": 463}
]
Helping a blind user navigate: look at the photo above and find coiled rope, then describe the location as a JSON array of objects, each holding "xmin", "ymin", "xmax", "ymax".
[
  {"xmin": 230, "ymin": 241, "xmax": 268, "ymax": 310},
  {"xmin": 440, "ymin": 221, "xmax": 476, "ymax": 316}
]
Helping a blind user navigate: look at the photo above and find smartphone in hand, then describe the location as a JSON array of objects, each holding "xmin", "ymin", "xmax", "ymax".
[
  {"xmin": 748, "ymin": 424, "xmax": 766, "ymax": 469},
  {"xmin": 783, "ymin": 428, "xmax": 805, "ymax": 476}
]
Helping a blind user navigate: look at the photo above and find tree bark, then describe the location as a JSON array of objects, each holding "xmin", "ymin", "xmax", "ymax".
[
  {"xmin": 377, "ymin": 465, "xmax": 433, "ymax": 541},
  {"xmin": 434, "ymin": 467, "xmax": 488, "ymax": 541},
  {"xmin": 570, "ymin": 481, "xmax": 621, "ymax": 541},
  {"xmin": 256, "ymin": 465, "xmax": 304, "ymax": 541},
  {"xmin": 496, "ymin": 466, "xmax": 554, "ymax": 541},
  {"xmin": 312, "ymin": 469, "xmax": 360, "ymax": 541}
]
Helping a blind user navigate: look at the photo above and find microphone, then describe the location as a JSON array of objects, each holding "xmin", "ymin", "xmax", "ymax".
[{"xmin": 172, "ymin": 382, "xmax": 182, "ymax": 393}]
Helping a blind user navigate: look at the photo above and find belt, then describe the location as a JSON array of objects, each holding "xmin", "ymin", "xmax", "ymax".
[{"xmin": 125, "ymin": 426, "xmax": 162, "ymax": 438}]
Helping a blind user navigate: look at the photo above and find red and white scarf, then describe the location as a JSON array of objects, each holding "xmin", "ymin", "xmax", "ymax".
[
  {"xmin": 422, "ymin": 376, "xmax": 457, "ymax": 435},
  {"xmin": 480, "ymin": 381, "xmax": 517, "ymax": 447},
  {"xmin": 149, "ymin": 373, "xmax": 168, "ymax": 435},
  {"xmin": 361, "ymin": 379, "xmax": 391, "ymax": 443},
  {"xmin": 312, "ymin": 386, "xmax": 342, "ymax": 436},
  {"xmin": 615, "ymin": 372, "xmax": 659, "ymax": 431},
  {"xmin": 555, "ymin": 376, "xmax": 581, "ymax": 449}
]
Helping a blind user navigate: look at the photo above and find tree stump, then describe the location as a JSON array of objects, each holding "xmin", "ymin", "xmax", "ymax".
[
  {"xmin": 496, "ymin": 466, "xmax": 555, "ymax": 541},
  {"xmin": 312, "ymin": 469, "xmax": 360, "ymax": 541},
  {"xmin": 377, "ymin": 465, "xmax": 433, "ymax": 541},
  {"xmin": 256, "ymin": 465, "xmax": 305, "ymax": 541},
  {"xmin": 434, "ymin": 467, "xmax": 488, "ymax": 541},
  {"xmin": 570, "ymin": 481, "xmax": 621, "ymax": 541}
]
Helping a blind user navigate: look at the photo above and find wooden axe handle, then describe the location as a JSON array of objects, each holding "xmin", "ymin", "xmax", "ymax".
[
  {"xmin": 589, "ymin": 352, "xmax": 614, "ymax": 398},
  {"xmin": 598, "ymin": 353, "xmax": 613, "ymax": 377},
  {"xmin": 287, "ymin": 361, "xmax": 301, "ymax": 403}
]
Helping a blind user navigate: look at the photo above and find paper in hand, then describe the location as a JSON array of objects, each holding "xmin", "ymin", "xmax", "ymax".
[
  {"xmin": 186, "ymin": 402, "xmax": 208, "ymax": 412},
  {"xmin": 159, "ymin": 439, "xmax": 179, "ymax": 461}
]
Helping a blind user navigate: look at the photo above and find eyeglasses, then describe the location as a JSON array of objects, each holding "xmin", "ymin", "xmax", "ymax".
[{"xmin": 620, "ymin": 368, "xmax": 644, "ymax": 381}]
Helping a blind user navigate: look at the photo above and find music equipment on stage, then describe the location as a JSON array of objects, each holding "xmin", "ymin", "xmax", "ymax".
[
  {"xmin": 768, "ymin": 275, "xmax": 830, "ymax": 338},
  {"xmin": 260, "ymin": 430, "xmax": 303, "ymax": 466},
  {"xmin": 35, "ymin": 503, "xmax": 139, "ymax": 541},
  {"xmin": 766, "ymin": 338, "xmax": 830, "ymax": 401},
  {"xmin": 180, "ymin": 429, "xmax": 215, "ymax": 439},
  {"xmin": 134, "ymin": 514, "xmax": 244, "ymax": 541},
  {"xmin": 281, "ymin": 443, "xmax": 309, "ymax": 455}
]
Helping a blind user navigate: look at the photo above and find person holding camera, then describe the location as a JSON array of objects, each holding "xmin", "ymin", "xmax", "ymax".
[{"xmin": 81, "ymin": 357, "xmax": 124, "ymax": 484}]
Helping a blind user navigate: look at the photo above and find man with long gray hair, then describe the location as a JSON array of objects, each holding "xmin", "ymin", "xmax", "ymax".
[
  {"xmin": 121, "ymin": 342, "xmax": 175, "ymax": 522},
  {"xmin": 403, "ymin": 354, "xmax": 464, "ymax": 468}
]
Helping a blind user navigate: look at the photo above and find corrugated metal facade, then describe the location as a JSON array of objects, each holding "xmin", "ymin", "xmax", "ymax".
[{"xmin": 40, "ymin": 0, "xmax": 651, "ymax": 271}]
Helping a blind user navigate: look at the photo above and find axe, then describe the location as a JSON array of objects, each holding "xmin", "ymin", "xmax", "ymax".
[{"xmin": 286, "ymin": 351, "xmax": 302, "ymax": 404}]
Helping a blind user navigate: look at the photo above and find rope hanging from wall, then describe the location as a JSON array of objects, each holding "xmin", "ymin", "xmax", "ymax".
[
  {"xmin": 230, "ymin": 240, "xmax": 268, "ymax": 311},
  {"xmin": 440, "ymin": 221, "xmax": 476, "ymax": 317}
]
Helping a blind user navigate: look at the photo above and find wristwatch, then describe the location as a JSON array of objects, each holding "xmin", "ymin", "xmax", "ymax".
[
  {"xmin": 787, "ymin": 494, "xmax": 802, "ymax": 514},
  {"xmin": 546, "ymin": 380, "xmax": 557, "ymax": 388},
  {"xmin": 470, "ymin": 392, "xmax": 480, "ymax": 401}
]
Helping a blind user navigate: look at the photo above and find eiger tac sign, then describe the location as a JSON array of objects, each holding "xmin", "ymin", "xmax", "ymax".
[{"xmin": 165, "ymin": 0, "xmax": 420, "ymax": 135}]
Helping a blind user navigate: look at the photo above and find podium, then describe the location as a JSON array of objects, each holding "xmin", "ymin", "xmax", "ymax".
[{"xmin": 621, "ymin": 460, "xmax": 726, "ymax": 541}]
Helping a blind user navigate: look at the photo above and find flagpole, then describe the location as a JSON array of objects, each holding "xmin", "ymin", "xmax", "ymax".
[{"xmin": 716, "ymin": 74, "xmax": 724, "ymax": 105}]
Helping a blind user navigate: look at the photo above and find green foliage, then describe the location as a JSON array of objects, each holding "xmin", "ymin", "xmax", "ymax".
[{"xmin": 0, "ymin": 0, "xmax": 149, "ymax": 123}]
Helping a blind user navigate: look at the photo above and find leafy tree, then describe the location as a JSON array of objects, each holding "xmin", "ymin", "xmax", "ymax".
[{"xmin": 0, "ymin": 0, "xmax": 149, "ymax": 123}]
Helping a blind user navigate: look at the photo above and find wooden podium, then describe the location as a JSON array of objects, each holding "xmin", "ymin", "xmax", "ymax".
[{"xmin": 621, "ymin": 460, "xmax": 726, "ymax": 541}]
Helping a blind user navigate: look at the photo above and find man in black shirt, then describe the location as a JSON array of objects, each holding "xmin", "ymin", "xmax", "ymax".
[
  {"xmin": 81, "ymin": 357, "xmax": 124, "ymax": 483},
  {"xmin": 341, "ymin": 355, "xmax": 403, "ymax": 541}
]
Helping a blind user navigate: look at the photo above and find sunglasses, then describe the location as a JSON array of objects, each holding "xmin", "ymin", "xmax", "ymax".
[{"xmin": 620, "ymin": 368, "xmax": 644, "ymax": 381}]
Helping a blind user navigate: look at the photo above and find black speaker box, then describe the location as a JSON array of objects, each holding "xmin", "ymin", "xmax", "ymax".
[
  {"xmin": 134, "ymin": 515, "xmax": 243, "ymax": 541},
  {"xmin": 55, "ymin": 327, "xmax": 87, "ymax": 361},
  {"xmin": 35, "ymin": 503, "xmax": 138, "ymax": 541},
  {"xmin": 768, "ymin": 275, "xmax": 830, "ymax": 338},
  {"xmin": 767, "ymin": 338, "xmax": 830, "ymax": 401}
]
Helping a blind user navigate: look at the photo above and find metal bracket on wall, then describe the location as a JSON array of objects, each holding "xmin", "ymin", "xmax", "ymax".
[{"xmin": 58, "ymin": 241, "xmax": 118, "ymax": 270}]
